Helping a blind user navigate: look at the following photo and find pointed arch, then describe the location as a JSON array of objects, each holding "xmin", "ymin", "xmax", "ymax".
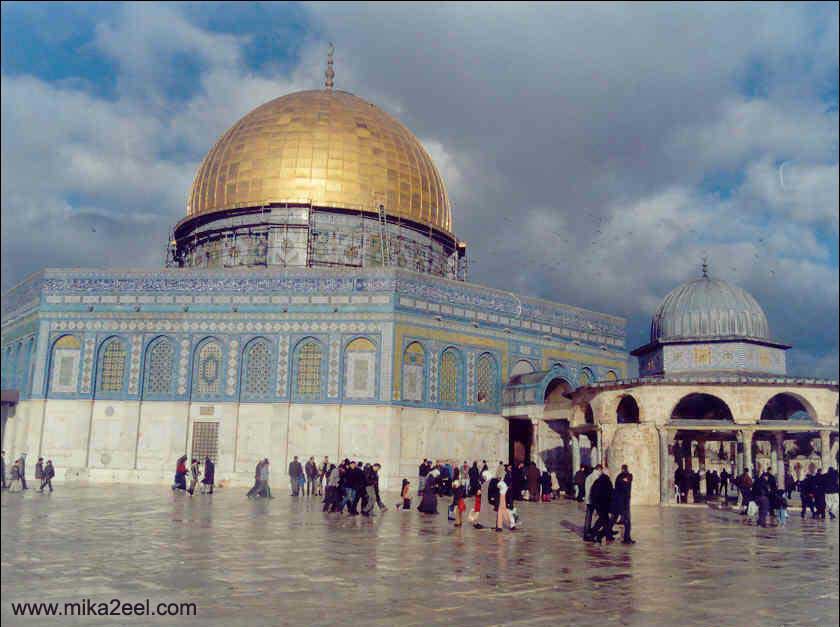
[
  {"xmin": 142, "ymin": 336, "xmax": 175, "ymax": 398},
  {"xmin": 48, "ymin": 334, "xmax": 82, "ymax": 394},
  {"xmin": 476, "ymin": 352, "xmax": 499, "ymax": 407},
  {"xmin": 439, "ymin": 346, "xmax": 463, "ymax": 405},
  {"xmin": 241, "ymin": 337, "xmax": 273, "ymax": 401},
  {"xmin": 193, "ymin": 337, "xmax": 224, "ymax": 397},
  {"xmin": 293, "ymin": 337, "xmax": 324, "ymax": 400},
  {"xmin": 402, "ymin": 341, "xmax": 426, "ymax": 402},
  {"xmin": 97, "ymin": 336, "xmax": 128, "ymax": 394},
  {"xmin": 343, "ymin": 336, "xmax": 377, "ymax": 400}
]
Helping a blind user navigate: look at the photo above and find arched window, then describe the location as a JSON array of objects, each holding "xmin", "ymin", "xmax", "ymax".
[
  {"xmin": 344, "ymin": 337, "xmax": 376, "ymax": 399},
  {"xmin": 402, "ymin": 342, "xmax": 425, "ymax": 401},
  {"xmin": 439, "ymin": 348, "xmax": 461, "ymax": 404},
  {"xmin": 144, "ymin": 338, "xmax": 174, "ymax": 397},
  {"xmin": 242, "ymin": 339, "xmax": 272, "ymax": 400},
  {"xmin": 98, "ymin": 338, "xmax": 127, "ymax": 393},
  {"xmin": 617, "ymin": 395, "xmax": 640, "ymax": 423},
  {"xmin": 295, "ymin": 339, "xmax": 323, "ymax": 398},
  {"xmin": 50, "ymin": 335, "xmax": 81, "ymax": 393},
  {"xmin": 760, "ymin": 394, "xmax": 815, "ymax": 422},
  {"xmin": 194, "ymin": 340, "xmax": 223, "ymax": 396},
  {"xmin": 510, "ymin": 359, "xmax": 535, "ymax": 378},
  {"xmin": 476, "ymin": 353, "xmax": 498, "ymax": 406},
  {"xmin": 578, "ymin": 368, "xmax": 593, "ymax": 387}
]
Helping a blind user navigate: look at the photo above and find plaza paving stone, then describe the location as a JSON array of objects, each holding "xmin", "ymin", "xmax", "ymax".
[{"xmin": 1, "ymin": 485, "xmax": 838, "ymax": 626}]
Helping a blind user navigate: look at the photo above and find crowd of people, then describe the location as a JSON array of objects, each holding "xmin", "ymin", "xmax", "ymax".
[
  {"xmin": 171, "ymin": 455, "xmax": 215, "ymax": 495},
  {"xmin": 1, "ymin": 451, "xmax": 55, "ymax": 493}
]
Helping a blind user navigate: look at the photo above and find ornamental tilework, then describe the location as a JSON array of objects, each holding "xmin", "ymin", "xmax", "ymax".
[
  {"xmin": 380, "ymin": 322, "xmax": 392, "ymax": 403},
  {"xmin": 195, "ymin": 342, "xmax": 222, "ymax": 395},
  {"xmin": 226, "ymin": 339, "xmax": 239, "ymax": 396},
  {"xmin": 242, "ymin": 340, "xmax": 271, "ymax": 399},
  {"xmin": 145, "ymin": 339, "xmax": 174, "ymax": 396},
  {"xmin": 466, "ymin": 351, "xmax": 476, "ymax": 406},
  {"xmin": 276, "ymin": 335, "xmax": 289, "ymax": 396},
  {"xmin": 429, "ymin": 347, "xmax": 439, "ymax": 403},
  {"xmin": 328, "ymin": 336, "xmax": 340, "ymax": 397},
  {"xmin": 440, "ymin": 349, "xmax": 459, "ymax": 404},
  {"xmin": 80, "ymin": 337, "xmax": 95, "ymax": 393},
  {"xmin": 476, "ymin": 353, "xmax": 497, "ymax": 406},
  {"xmin": 178, "ymin": 338, "xmax": 190, "ymax": 395},
  {"xmin": 99, "ymin": 340, "xmax": 126, "ymax": 393},
  {"xmin": 128, "ymin": 335, "xmax": 142, "ymax": 395}
]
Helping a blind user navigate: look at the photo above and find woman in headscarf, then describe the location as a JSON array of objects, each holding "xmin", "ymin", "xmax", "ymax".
[
  {"xmin": 468, "ymin": 461, "xmax": 480, "ymax": 496},
  {"xmin": 496, "ymin": 477, "xmax": 516, "ymax": 531},
  {"xmin": 476, "ymin": 470, "xmax": 497, "ymax": 529},
  {"xmin": 201, "ymin": 456, "xmax": 215, "ymax": 494},
  {"xmin": 417, "ymin": 469, "xmax": 440, "ymax": 514}
]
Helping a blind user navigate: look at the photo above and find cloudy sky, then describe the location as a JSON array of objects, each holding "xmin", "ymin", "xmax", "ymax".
[{"xmin": 2, "ymin": 2, "xmax": 838, "ymax": 377}]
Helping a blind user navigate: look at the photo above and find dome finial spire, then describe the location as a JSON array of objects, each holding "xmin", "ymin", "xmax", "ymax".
[
  {"xmin": 325, "ymin": 42, "xmax": 335, "ymax": 89},
  {"xmin": 701, "ymin": 256, "xmax": 709, "ymax": 278}
]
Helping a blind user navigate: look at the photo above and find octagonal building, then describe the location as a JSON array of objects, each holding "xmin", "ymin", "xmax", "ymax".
[{"xmin": 1, "ymin": 77, "xmax": 628, "ymax": 488}]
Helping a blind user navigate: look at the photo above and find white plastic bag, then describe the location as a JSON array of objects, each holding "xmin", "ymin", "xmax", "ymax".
[{"xmin": 747, "ymin": 500, "xmax": 758, "ymax": 518}]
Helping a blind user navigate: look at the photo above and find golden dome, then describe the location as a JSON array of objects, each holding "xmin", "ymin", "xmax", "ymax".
[{"xmin": 187, "ymin": 89, "xmax": 452, "ymax": 235}]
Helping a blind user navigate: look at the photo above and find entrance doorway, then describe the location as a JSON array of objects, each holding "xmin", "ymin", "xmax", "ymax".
[{"xmin": 509, "ymin": 419, "xmax": 533, "ymax": 466}]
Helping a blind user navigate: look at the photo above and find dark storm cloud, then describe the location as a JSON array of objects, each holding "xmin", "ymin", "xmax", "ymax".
[{"xmin": 1, "ymin": 2, "xmax": 837, "ymax": 376}]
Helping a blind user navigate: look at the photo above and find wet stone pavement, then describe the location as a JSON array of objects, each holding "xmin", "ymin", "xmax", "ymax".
[{"xmin": 1, "ymin": 485, "xmax": 838, "ymax": 627}]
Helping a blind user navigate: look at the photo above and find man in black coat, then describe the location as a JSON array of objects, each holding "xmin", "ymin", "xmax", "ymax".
[
  {"xmin": 720, "ymin": 469, "xmax": 729, "ymax": 502},
  {"xmin": 609, "ymin": 465, "xmax": 635, "ymax": 544},
  {"xmin": 418, "ymin": 459, "xmax": 429, "ymax": 496},
  {"xmin": 288, "ymin": 456, "xmax": 303, "ymax": 496},
  {"xmin": 800, "ymin": 466, "xmax": 815, "ymax": 518},
  {"xmin": 348, "ymin": 461, "xmax": 367, "ymax": 515},
  {"xmin": 589, "ymin": 470, "xmax": 614, "ymax": 543},
  {"xmin": 813, "ymin": 469, "xmax": 827, "ymax": 519},
  {"xmin": 574, "ymin": 465, "xmax": 587, "ymax": 502}
]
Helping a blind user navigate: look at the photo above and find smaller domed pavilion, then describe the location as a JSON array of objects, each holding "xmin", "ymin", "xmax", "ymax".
[{"xmin": 567, "ymin": 266, "xmax": 838, "ymax": 505}]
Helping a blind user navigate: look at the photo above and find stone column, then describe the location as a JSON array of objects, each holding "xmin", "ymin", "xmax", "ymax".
[
  {"xmin": 571, "ymin": 435, "xmax": 580, "ymax": 475},
  {"xmin": 658, "ymin": 427, "xmax": 672, "ymax": 505},
  {"xmin": 773, "ymin": 432, "xmax": 785, "ymax": 484},
  {"xmin": 742, "ymin": 429, "xmax": 753, "ymax": 476},
  {"xmin": 531, "ymin": 420, "xmax": 544, "ymax": 470},
  {"xmin": 820, "ymin": 431, "xmax": 832, "ymax": 470}
]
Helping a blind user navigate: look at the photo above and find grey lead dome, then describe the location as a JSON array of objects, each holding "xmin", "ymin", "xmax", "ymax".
[{"xmin": 650, "ymin": 276, "xmax": 770, "ymax": 343}]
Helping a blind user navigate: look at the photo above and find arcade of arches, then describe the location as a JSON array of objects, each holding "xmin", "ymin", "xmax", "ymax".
[{"xmin": 555, "ymin": 382, "xmax": 840, "ymax": 505}]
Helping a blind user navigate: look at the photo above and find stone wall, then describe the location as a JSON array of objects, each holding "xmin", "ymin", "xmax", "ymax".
[{"xmin": 1, "ymin": 399, "xmax": 508, "ymax": 490}]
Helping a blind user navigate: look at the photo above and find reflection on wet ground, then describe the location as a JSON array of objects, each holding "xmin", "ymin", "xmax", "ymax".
[{"xmin": 2, "ymin": 485, "xmax": 838, "ymax": 626}]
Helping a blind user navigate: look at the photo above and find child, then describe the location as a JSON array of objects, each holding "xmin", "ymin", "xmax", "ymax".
[
  {"xmin": 777, "ymin": 491, "xmax": 789, "ymax": 527},
  {"xmin": 469, "ymin": 486, "xmax": 482, "ymax": 527},
  {"xmin": 396, "ymin": 479, "xmax": 411, "ymax": 510},
  {"xmin": 452, "ymin": 480, "xmax": 466, "ymax": 527}
]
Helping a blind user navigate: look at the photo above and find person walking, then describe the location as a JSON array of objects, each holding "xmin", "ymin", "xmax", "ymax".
[
  {"xmin": 319, "ymin": 456, "xmax": 330, "ymax": 496},
  {"xmin": 540, "ymin": 469, "xmax": 553, "ymax": 502},
  {"xmin": 35, "ymin": 457, "xmax": 44, "ymax": 487},
  {"xmin": 371, "ymin": 463, "xmax": 388, "ymax": 512},
  {"xmin": 451, "ymin": 480, "xmax": 466, "ymax": 527},
  {"xmin": 609, "ymin": 465, "xmax": 635, "ymax": 544},
  {"xmin": 550, "ymin": 470, "xmax": 561, "ymax": 499},
  {"xmin": 583, "ymin": 465, "xmax": 602, "ymax": 541},
  {"xmin": 39, "ymin": 460, "xmax": 55, "ymax": 493},
  {"xmin": 246, "ymin": 459, "xmax": 263, "ymax": 498},
  {"xmin": 468, "ymin": 461, "xmax": 480, "ymax": 497},
  {"xmin": 172, "ymin": 455, "xmax": 188, "ymax": 491},
  {"xmin": 777, "ymin": 490, "xmax": 789, "ymax": 527},
  {"xmin": 526, "ymin": 462, "xmax": 541, "ymax": 502},
  {"xmin": 417, "ymin": 469, "xmax": 440, "ymax": 514},
  {"xmin": 0, "ymin": 450, "xmax": 6, "ymax": 489},
  {"xmin": 813, "ymin": 469, "xmax": 827, "ymax": 519},
  {"xmin": 397, "ymin": 479, "xmax": 412, "ymax": 510},
  {"xmin": 589, "ymin": 468, "xmax": 614, "ymax": 543},
  {"xmin": 720, "ymin": 468, "xmax": 730, "ymax": 503},
  {"xmin": 824, "ymin": 466, "xmax": 839, "ymax": 520},
  {"xmin": 288, "ymin": 456, "xmax": 303, "ymax": 496},
  {"xmin": 187, "ymin": 459, "xmax": 201, "ymax": 495},
  {"xmin": 19, "ymin": 452, "xmax": 28, "ymax": 490},
  {"xmin": 800, "ymin": 467, "xmax": 816, "ymax": 518},
  {"xmin": 738, "ymin": 469, "xmax": 753, "ymax": 514},
  {"xmin": 361, "ymin": 464, "xmax": 377, "ymax": 517},
  {"xmin": 418, "ymin": 459, "xmax": 429, "ymax": 497},
  {"xmin": 259, "ymin": 459, "xmax": 273, "ymax": 498},
  {"xmin": 496, "ymin": 477, "xmax": 516, "ymax": 531},
  {"xmin": 574, "ymin": 465, "xmax": 587, "ymax": 502},
  {"xmin": 9, "ymin": 460, "xmax": 22, "ymax": 492},
  {"xmin": 305, "ymin": 456, "xmax": 318, "ymax": 497},
  {"xmin": 201, "ymin": 456, "xmax": 215, "ymax": 494}
]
